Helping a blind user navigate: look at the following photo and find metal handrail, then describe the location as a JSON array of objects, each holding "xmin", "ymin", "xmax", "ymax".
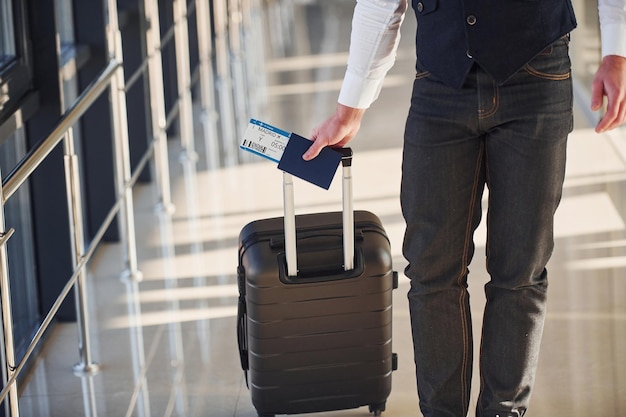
[
  {"xmin": 0, "ymin": 58, "xmax": 122, "ymax": 416},
  {"xmin": 0, "ymin": 0, "xmax": 266, "ymax": 415},
  {"xmin": 0, "ymin": 0, "xmax": 205, "ymax": 400},
  {"xmin": 1, "ymin": 59, "xmax": 121, "ymax": 201},
  {"xmin": 0, "ymin": 1, "xmax": 141, "ymax": 414},
  {"xmin": 0, "ymin": 140, "xmax": 155, "ymax": 406}
]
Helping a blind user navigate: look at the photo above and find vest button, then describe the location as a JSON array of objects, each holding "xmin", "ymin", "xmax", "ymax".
[
  {"xmin": 466, "ymin": 50, "xmax": 473, "ymax": 59},
  {"xmin": 466, "ymin": 15, "xmax": 477, "ymax": 25},
  {"xmin": 417, "ymin": 2, "xmax": 424, "ymax": 12}
]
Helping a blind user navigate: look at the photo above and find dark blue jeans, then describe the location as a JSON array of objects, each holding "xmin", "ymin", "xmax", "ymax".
[{"xmin": 401, "ymin": 38, "xmax": 573, "ymax": 417}]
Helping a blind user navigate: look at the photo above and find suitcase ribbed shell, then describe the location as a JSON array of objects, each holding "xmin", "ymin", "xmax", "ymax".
[{"xmin": 238, "ymin": 210, "xmax": 396, "ymax": 416}]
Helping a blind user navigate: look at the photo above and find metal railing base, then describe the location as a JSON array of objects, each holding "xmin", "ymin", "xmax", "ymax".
[
  {"xmin": 155, "ymin": 202, "xmax": 176, "ymax": 215},
  {"xmin": 120, "ymin": 269, "xmax": 144, "ymax": 283},
  {"xmin": 178, "ymin": 150, "xmax": 199, "ymax": 164},
  {"xmin": 73, "ymin": 362, "xmax": 100, "ymax": 377}
]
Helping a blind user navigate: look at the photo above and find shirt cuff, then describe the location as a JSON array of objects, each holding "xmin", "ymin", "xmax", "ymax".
[
  {"xmin": 601, "ymin": 23, "xmax": 626, "ymax": 58},
  {"xmin": 337, "ymin": 71, "xmax": 386, "ymax": 109}
]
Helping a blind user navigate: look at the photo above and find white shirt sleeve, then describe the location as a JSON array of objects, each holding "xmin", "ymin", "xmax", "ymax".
[
  {"xmin": 338, "ymin": 0, "xmax": 408, "ymax": 109},
  {"xmin": 598, "ymin": 0, "xmax": 626, "ymax": 57}
]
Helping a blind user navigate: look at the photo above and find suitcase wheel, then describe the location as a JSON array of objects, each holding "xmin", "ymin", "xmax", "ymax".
[{"xmin": 369, "ymin": 402, "xmax": 386, "ymax": 416}]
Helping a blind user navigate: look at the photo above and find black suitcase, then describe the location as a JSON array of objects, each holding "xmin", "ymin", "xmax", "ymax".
[{"xmin": 237, "ymin": 149, "xmax": 397, "ymax": 417}]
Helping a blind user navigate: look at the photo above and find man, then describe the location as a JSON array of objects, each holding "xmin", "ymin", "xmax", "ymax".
[{"xmin": 302, "ymin": 0, "xmax": 626, "ymax": 416}]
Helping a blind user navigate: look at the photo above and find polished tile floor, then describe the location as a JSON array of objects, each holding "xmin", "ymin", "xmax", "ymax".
[{"xmin": 18, "ymin": 1, "xmax": 626, "ymax": 416}]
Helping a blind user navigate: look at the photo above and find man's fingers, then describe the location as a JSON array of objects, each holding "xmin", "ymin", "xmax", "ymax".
[
  {"xmin": 594, "ymin": 87, "xmax": 626, "ymax": 132},
  {"xmin": 592, "ymin": 55, "xmax": 626, "ymax": 133},
  {"xmin": 591, "ymin": 80, "xmax": 604, "ymax": 112},
  {"xmin": 303, "ymin": 105, "xmax": 366, "ymax": 160},
  {"xmin": 302, "ymin": 139, "xmax": 326, "ymax": 161}
]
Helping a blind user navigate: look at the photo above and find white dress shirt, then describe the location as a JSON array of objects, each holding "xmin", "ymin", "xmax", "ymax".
[{"xmin": 338, "ymin": 0, "xmax": 626, "ymax": 109}]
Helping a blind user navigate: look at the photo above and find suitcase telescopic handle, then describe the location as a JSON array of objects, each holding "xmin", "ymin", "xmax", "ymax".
[{"xmin": 283, "ymin": 148, "xmax": 354, "ymax": 277}]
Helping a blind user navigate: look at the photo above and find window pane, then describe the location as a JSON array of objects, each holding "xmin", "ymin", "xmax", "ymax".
[
  {"xmin": 0, "ymin": 128, "xmax": 40, "ymax": 360},
  {"xmin": 54, "ymin": 0, "xmax": 75, "ymax": 45},
  {"xmin": 0, "ymin": 0, "xmax": 16, "ymax": 69},
  {"xmin": 55, "ymin": 0, "xmax": 78, "ymax": 109}
]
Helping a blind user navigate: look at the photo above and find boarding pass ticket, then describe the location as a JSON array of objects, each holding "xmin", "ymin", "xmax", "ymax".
[{"xmin": 240, "ymin": 119, "xmax": 290, "ymax": 163}]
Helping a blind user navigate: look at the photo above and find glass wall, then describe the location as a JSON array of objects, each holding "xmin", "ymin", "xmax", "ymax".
[
  {"xmin": 0, "ymin": 0, "xmax": 39, "ymax": 363},
  {"xmin": 0, "ymin": 0, "xmax": 32, "ymax": 133},
  {"xmin": 0, "ymin": 129, "xmax": 39, "ymax": 360},
  {"xmin": 0, "ymin": 0, "xmax": 16, "ymax": 69}
]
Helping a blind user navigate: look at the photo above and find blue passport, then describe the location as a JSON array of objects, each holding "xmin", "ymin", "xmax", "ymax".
[{"xmin": 277, "ymin": 133, "xmax": 342, "ymax": 190}]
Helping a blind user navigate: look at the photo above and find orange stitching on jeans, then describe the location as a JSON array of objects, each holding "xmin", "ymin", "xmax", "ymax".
[
  {"xmin": 523, "ymin": 64, "xmax": 571, "ymax": 81},
  {"xmin": 478, "ymin": 81, "xmax": 499, "ymax": 119},
  {"xmin": 458, "ymin": 141, "xmax": 484, "ymax": 415}
]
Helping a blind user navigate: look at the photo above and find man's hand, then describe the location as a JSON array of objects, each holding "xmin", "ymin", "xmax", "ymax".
[
  {"xmin": 591, "ymin": 54, "xmax": 626, "ymax": 133},
  {"xmin": 302, "ymin": 104, "xmax": 366, "ymax": 160}
]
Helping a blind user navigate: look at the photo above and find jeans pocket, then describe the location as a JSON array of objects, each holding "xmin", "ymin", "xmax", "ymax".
[{"xmin": 523, "ymin": 37, "xmax": 571, "ymax": 81}]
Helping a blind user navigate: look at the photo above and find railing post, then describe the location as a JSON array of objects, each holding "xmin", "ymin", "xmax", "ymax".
[
  {"xmin": 195, "ymin": 0, "xmax": 221, "ymax": 170},
  {"xmin": 62, "ymin": 128, "xmax": 100, "ymax": 376},
  {"xmin": 213, "ymin": 0, "xmax": 239, "ymax": 167},
  {"xmin": 0, "ymin": 167, "xmax": 20, "ymax": 417},
  {"xmin": 241, "ymin": 0, "xmax": 268, "ymax": 120},
  {"xmin": 227, "ymin": 0, "xmax": 249, "ymax": 140},
  {"xmin": 106, "ymin": 0, "xmax": 144, "ymax": 282},
  {"xmin": 144, "ymin": 0, "xmax": 175, "ymax": 213},
  {"xmin": 173, "ymin": 0, "xmax": 197, "ymax": 162}
]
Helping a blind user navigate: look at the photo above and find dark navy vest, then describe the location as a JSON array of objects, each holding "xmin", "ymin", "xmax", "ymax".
[{"xmin": 411, "ymin": 0, "xmax": 577, "ymax": 88}]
